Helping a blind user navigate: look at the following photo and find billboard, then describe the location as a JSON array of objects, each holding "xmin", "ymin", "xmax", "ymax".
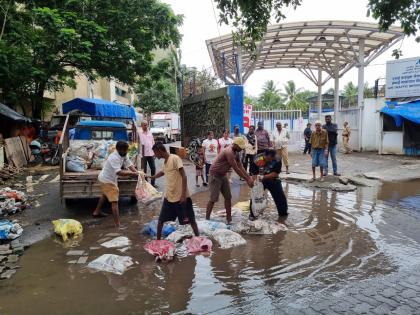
[
  {"xmin": 243, "ymin": 104, "xmax": 252, "ymax": 133},
  {"xmin": 386, "ymin": 56, "xmax": 420, "ymax": 99}
]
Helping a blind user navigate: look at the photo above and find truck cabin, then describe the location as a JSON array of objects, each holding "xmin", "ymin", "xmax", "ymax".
[{"xmin": 74, "ymin": 121, "xmax": 129, "ymax": 141}]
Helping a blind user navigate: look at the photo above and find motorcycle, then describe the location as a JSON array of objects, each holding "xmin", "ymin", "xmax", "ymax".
[
  {"xmin": 29, "ymin": 140, "xmax": 60, "ymax": 166},
  {"xmin": 188, "ymin": 137, "xmax": 205, "ymax": 162}
]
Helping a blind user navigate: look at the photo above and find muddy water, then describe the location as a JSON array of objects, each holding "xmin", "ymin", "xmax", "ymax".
[{"xmin": 1, "ymin": 180, "xmax": 420, "ymax": 314}]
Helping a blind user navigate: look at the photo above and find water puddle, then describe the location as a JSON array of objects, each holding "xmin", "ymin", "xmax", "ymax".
[{"xmin": 1, "ymin": 180, "xmax": 420, "ymax": 314}]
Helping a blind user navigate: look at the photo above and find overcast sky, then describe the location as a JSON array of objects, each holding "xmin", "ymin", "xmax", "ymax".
[{"xmin": 163, "ymin": 0, "xmax": 419, "ymax": 96}]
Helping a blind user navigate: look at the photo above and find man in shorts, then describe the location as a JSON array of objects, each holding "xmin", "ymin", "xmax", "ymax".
[
  {"xmin": 309, "ymin": 121, "xmax": 329, "ymax": 182},
  {"xmin": 93, "ymin": 140, "xmax": 138, "ymax": 228},
  {"xmin": 206, "ymin": 137, "xmax": 254, "ymax": 224},
  {"xmin": 150, "ymin": 142, "xmax": 199, "ymax": 240}
]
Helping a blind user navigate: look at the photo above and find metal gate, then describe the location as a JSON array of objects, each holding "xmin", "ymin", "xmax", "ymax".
[{"xmin": 251, "ymin": 109, "xmax": 305, "ymax": 144}]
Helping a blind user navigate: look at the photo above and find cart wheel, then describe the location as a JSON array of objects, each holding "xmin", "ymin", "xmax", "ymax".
[{"xmin": 51, "ymin": 156, "xmax": 60, "ymax": 166}]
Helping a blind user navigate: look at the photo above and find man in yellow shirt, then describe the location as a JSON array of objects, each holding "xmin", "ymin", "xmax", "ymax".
[
  {"xmin": 150, "ymin": 142, "xmax": 199, "ymax": 240},
  {"xmin": 309, "ymin": 121, "xmax": 329, "ymax": 182}
]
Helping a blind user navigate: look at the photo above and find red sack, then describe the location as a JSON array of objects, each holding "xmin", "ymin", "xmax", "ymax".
[
  {"xmin": 144, "ymin": 240, "xmax": 176, "ymax": 262},
  {"xmin": 184, "ymin": 236, "xmax": 212, "ymax": 253}
]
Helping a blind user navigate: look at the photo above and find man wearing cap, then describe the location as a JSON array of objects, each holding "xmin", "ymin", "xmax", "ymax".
[{"xmin": 206, "ymin": 137, "xmax": 254, "ymax": 224}]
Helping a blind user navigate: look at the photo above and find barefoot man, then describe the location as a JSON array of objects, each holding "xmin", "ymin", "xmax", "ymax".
[
  {"xmin": 206, "ymin": 137, "xmax": 254, "ymax": 224},
  {"xmin": 309, "ymin": 121, "xmax": 329, "ymax": 182},
  {"xmin": 93, "ymin": 140, "xmax": 138, "ymax": 227}
]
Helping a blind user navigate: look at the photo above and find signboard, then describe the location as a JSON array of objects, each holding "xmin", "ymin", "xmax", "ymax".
[
  {"xmin": 386, "ymin": 56, "xmax": 420, "ymax": 99},
  {"xmin": 244, "ymin": 104, "xmax": 252, "ymax": 133}
]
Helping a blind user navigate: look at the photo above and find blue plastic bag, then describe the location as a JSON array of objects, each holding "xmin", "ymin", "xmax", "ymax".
[{"xmin": 141, "ymin": 220, "xmax": 176, "ymax": 237}]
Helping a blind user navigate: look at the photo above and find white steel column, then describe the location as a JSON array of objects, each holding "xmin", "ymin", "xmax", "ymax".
[
  {"xmin": 357, "ymin": 39, "xmax": 365, "ymax": 151},
  {"xmin": 317, "ymin": 69, "xmax": 323, "ymax": 120},
  {"xmin": 334, "ymin": 55, "xmax": 340, "ymax": 122}
]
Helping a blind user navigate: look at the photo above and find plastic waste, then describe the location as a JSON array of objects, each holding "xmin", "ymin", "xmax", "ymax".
[
  {"xmin": 166, "ymin": 225, "xmax": 194, "ymax": 243},
  {"xmin": 101, "ymin": 236, "xmax": 131, "ymax": 248},
  {"xmin": 250, "ymin": 181, "xmax": 267, "ymax": 217},
  {"xmin": 141, "ymin": 220, "xmax": 176, "ymax": 237},
  {"xmin": 0, "ymin": 220, "xmax": 23, "ymax": 240},
  {"xmin": 52, "ymin": 219, "xmax": 83, "ymax": 241},
  {"xmin": 66, "ymin": 155, "xmax": 87, "ymax": 173},
  {"xmin": 212, "ymin": 229, "xmax": 246, "ymax": 249},
  {"xmin": 144, "ymin": 240, "xmax": 176, "ymax": 262},
  {"xmin": 231, "ymin": 219, "xmax": 287, "ymax": 235},
  {"xmin": 184, "ymin": 236, "xmax": 212, "ymax": 253},
  {"xmin": 135, "ymin": 172, "xmax": 162, "ymax": 204},
  {"xmin": 88, "ymin": 254, "xmax": 133, "ymax": 275},
  {"xmin": 233, "ymin": 201, "xmax": 250, "ymax": 212},
  {"xmin": 197, "ymin": 220, "xmax": 227, "ymax": 236}
]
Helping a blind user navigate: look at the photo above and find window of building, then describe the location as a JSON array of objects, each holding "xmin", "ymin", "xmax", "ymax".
[
  {"xmin": 92, "ymin": 130, "xmax": 114, "ymax": 140},
  {"xmin": 115, "ymin": 87, "xmax": 128, "ymax": 98}
]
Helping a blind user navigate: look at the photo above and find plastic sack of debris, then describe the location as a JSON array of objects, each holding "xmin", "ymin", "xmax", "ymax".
[
  {"xmin": 135, "ymin": 173, "xmax": 162, "ymax": 204},
  {"xmin": 250, "ymin": 181, "xmax": 267, "ymax": 217},
  {"xmin": 184, "ymin": 236, "xmax": 212, "ymax": 253},
  {"xmin": 144, "ymin": 240, "xmax": 176, "ymax": 262},
  {"xmin": 231, "ymin": 219, "xmax": 287, "ymax": 235},
  {"xmin": 66, "ymin": 155, "xmax": 87, "ymax": 173},
  {"xmin": 197, "ymin": 220, "xmax": 228, "ymax": 236},
  {"xmin": 88, "ymin": 254, "xmax": 133, "ymax": 275},
  {"xmin": 212, "ymin": 229, "xmax": 246, "ymax": 249},
  {"xmin": 233, "ymin": 201, "xmax": 250, "ymax": 212},
  {"xmin": 0, "ymin": 220, "xmax": 23, "ymax": 240},
  {"xmin": 166, "ymin": 225, "xmax": 194, "ymax": 243},
  {"xmin": 68, "ymin": 142, "xmax": 92, "ymax": 160},
  {"xmin": 52, "ymin": 219, "xmax": 83, "ymax": 241},
  {"xmin": 142, "ymin": 220, "xmax": 176, "ymax": 237},
  {"xmin": 101, "ymin": 236, "xmax": 131, "ymax": 248}
]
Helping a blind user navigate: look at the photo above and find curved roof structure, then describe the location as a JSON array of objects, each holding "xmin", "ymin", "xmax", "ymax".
[{"xmin": 206, "ymin": 20, "xmax": 405, "ymax": 85}]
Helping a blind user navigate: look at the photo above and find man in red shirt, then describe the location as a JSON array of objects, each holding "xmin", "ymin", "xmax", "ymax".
[{"xmin": 206, "ymin": 137, "xmax": 254, "ymax": 224}]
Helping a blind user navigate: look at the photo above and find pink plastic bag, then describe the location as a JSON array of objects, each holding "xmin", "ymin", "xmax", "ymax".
[
  {"xmin": 184, "ymin": 236, "xmax": 213, "ymax": 254},
  {"xmin": 144, "ymin": 240, "xmax": 176, "ymax": 262}
]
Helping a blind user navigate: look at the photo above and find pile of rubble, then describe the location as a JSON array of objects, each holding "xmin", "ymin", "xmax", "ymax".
[
  {"xmin": 0, "ymin": 187, "xmax": 28, "ymax": 216},
  {"xmin": 0, "ymin": 239, "xmax": 25, "ymax": 279}
]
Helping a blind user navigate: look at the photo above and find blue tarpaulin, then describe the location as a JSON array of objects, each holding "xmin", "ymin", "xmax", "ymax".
[
  {"xmin": 62, "ymin": 98, "xmax": 136, "ymax": 119},
  {"xmin": 381, "ymin": 100, "xmax": 420, "ymax": 127}
]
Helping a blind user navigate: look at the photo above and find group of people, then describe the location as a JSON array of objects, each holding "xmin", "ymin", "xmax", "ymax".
[
  {"xmin": 303, "ymin": 115, "xmax": 352, "ymax": 182},
  {"xmin": 92, "ymin": 120, "xmax": 290, "ymax": 237}
]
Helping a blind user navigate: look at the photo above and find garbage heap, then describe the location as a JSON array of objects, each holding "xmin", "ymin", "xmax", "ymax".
[{"xmin": 0, "ymin": 187, "xmax": 27, "ymax": 279}]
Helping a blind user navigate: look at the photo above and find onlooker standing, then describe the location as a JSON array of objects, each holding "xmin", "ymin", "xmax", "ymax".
[
  {"xmin": 271, "ymin": 122, "xmax": 290, "ymax": 174},
  {"xmin": 218, "ymin": 129, "xmax": 233, "ymax": 152},
  {"xmin": 303, "ymin": 123, "xmax": 312, "ymax": 154},
  {"xmin": 243, "ymin": 125, "xmax": 258, "ymax": 174},
  {"xmin": 206, "ymin": 138, "xmax": 254, "ymax": 223},
  {"xmin": 231, "ymin": 124, "xmax": 242, "ymax": 138},
  {"xmin": 139, "ymin": 120, "xmax": 156, "ymax": 187},
  {"xmin": 255, "ymin": 121, "xmax": 271, "ymax": 153},
  {"xmin": 342, "ymin": 121, "xmax": 352, "ymax": 154},
  {"xmin": 309, "ymin": 121, "xmax": 329, "ymax": 182},
  {"xmin": 202, "ymin": 131, "xmax": 218, "ymax": 183},
  {"xmin": 322, "ymin": 115, "xmax": 341, "ymax": 176},
  {"xmin": 194, "ymin": 147, "xmax": 207, "ymax": 187}
]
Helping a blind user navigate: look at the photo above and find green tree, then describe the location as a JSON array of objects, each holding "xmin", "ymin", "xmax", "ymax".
[
  {"xmin": 364, "ymin": 82, "xmax": 374, "ymax": 98},
  {"xmin": 0, "ymin": 0, "xmax": 182, "ymax": 118},
  {"xmin": 281, "ymin": 80, "xmax": 301, "ymax": 103},
  {"xmin": 343, "ymin": 82, "xmax": 358, "ymax": 107},
  {"xmin": 256, "ymin": 80, "xmax": 285, "ymax": 109},
  {"xmin": 215, "ymin": 0, "xmax": 419, "ymax": 53},
  {"xmin": 137, "ymin": 78, "xmax": 180, "ymax": 115}
]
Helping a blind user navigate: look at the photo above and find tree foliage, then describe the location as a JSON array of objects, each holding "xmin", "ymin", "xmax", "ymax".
[
  {"xmin": 215, "ymin": 0, "xmax": 419, "ymax": 54},
  {"xmin": 137, "ymin": 78, "xmax": 180, "ymax": 115},
  {"xmin": 0, "ymin": 0, "xmax": 182, "ymax": 118},
  {"xmin": 343, "ymin": 82, "xmax": 358, "ymax": 106},
  {"xmin": 256, "ymin": 80, "xmax": 285, "ymax": 109}
]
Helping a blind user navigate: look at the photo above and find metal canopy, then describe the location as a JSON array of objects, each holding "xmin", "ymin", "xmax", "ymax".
[{"xmin": 206, "ymin": 20, "xmax": 405, "ymax": 85}]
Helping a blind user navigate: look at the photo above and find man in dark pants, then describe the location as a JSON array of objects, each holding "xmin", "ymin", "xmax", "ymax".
[
  {"xmin": 139, "ymin": 121, "xmax": 157, "ymax": 187},
  {"xmin": 303, "ymin": 123, "xmax": 312, "ymax": 154},
  {"xmin": 250, "ymin": 149, "xmax": 288, "ymax": 220},
  {"xmin": 322, "ymin": 115, "xmax": 341, "ymax": 176}
]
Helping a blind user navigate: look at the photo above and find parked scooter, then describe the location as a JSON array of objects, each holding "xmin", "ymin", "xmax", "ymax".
[{"xmin": 29, "ymin": 140, "xmax": 60, "ymax": 166}]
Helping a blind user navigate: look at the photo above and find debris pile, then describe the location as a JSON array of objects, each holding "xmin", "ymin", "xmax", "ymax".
[{"xmin": 0, "ymin": 187, "xmax": 28, "ymax": 216}]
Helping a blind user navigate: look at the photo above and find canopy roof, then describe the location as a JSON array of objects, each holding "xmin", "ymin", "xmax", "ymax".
[
  {"xmin": 381, "ymin": 99, "xmax": 420, "ymax": 127},
  {"xmin": 62, "ymin": 98, "xmax": 136, "ymax": 119},
  {"xmin": 206, "ymin": 20, "xmax": 405, "ymax": 84},
  {"xmin": 0, "ymin": 103, "xmax": 31, "ymax": 122}
]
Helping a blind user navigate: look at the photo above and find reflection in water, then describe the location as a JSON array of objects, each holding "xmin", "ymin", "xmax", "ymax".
[{"xmin": 1, "ymin": 181, "xmax": 420, "ymax": 314}]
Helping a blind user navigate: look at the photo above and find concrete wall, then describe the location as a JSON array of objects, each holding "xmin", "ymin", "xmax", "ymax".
[
  {"xmin": 181, "ymin": 87, "xmax": 230, "ymax": 146},
  {"xmin": 360, "ymin": 98, "xmax": 385, "ymax": 151}
]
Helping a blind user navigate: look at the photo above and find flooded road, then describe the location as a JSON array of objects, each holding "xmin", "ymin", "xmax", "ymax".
[{"xmin": 1, "ymin": 180, "xmax": 420, "ymax": 314}]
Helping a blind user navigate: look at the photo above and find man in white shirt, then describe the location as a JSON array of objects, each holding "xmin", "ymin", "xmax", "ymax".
[
  {"xmin": 271, "ymin": 122, "xmax": 290, "ymax": 174},
  {"xmin": 93, "ymin": 140, "xmax": 138, "ymax": 228},
  {"xmin": 139, "ymin": 121, "xmax": 156, "ymax": 187},
  {"xmin": 202, "ymin": 131, "xmax": 218, "ymax": 183}
]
